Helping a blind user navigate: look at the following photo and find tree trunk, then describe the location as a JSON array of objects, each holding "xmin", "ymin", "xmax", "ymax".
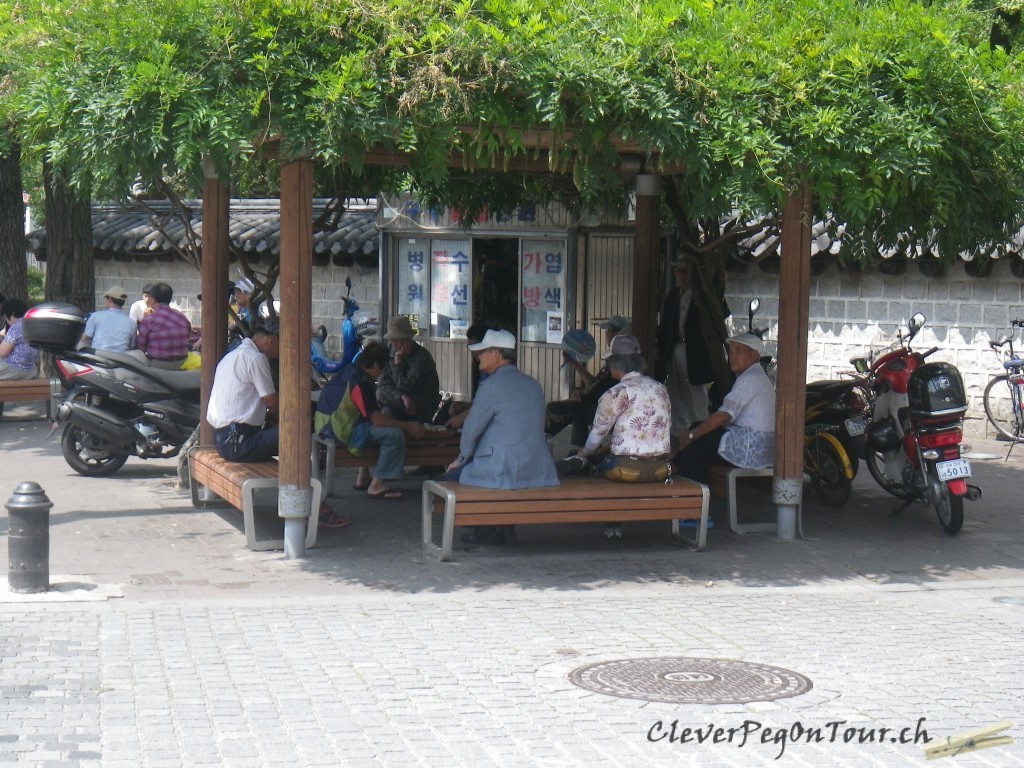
[
  {"xmin": 43, "ymin": 161, "xmax": 94, "ymax": 308},
  {"xmin": 0, "ymin": 141, "xmax": 29, "ymax": 301}
]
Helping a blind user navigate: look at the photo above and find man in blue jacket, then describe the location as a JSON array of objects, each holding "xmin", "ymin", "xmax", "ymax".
[{"xmin": 444, "ymin": 329, "xmax": 559, "ymax": 545}]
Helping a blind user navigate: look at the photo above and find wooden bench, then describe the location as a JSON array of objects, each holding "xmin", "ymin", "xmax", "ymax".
[
  {"xmin": 189, "ymin": 446, "xmax": 322, "ymax": 551},
  {"xmin": 0, "ymin": 377, "xmax": 61, "ymax": 419},
  {"xmin": 707, "ymin": 464, "xmax": 803, "ymax": 536},
  {"xmin": 421, "ymin": 476, "xmax": 710, "ymax": 561},
  {"xmin": 312, "ymin": 428, "xmax": 461, "ymax": 497}
]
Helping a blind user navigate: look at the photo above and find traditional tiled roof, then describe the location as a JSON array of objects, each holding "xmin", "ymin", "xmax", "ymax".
[{"xmin": 27, "ymin": 198, "xmax": 380, "ymax": 264}]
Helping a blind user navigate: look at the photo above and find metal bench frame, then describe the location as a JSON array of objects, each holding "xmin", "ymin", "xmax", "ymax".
[
  {"xmin": 190, "ymin": 446, "xmax": 322, "ymax": 551},
  {"xmin": 708, "ymin": 465, "xmax": 803, "ymax": 537}
]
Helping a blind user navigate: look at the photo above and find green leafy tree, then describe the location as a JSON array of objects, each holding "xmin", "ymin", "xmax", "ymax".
[{"xmin": 6, "ymin": 0, "xmax": 1024, "ymax": 384}]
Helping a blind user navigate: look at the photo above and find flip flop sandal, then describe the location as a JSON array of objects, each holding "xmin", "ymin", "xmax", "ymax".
[
  {"xmin": 366, "ymin": 488, "xmax": 403, "ymax": 501},
  {"xmin": 319, "ymin": 511, "xmax": 352, "ymax": 529}
]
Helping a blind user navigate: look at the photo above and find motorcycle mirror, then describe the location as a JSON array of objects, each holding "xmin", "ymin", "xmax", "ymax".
[
  {"xmin": 908, "ymin": 312, "xmax": 926, "ymax": 336},
  {"xmin": 345, "ymin": 276, "xmax": 353, "ymax": 294},
  {"xmin": 749, "ymin": 298, "xmax": 760, "ymax": 315}
]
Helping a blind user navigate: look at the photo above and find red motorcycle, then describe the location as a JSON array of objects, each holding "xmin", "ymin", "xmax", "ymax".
[{"xmin": 853, "ymin": 312, "xmax": 981, "ymax": 534}]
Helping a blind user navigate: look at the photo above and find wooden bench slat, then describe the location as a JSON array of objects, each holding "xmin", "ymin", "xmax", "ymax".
[
  {"xmin": 446, "ymin": 497, "xmax": 700, "ymax": 515},
  {"xmin": 455, "ymin": 508, "xmax": 704, "ymax": 526}
]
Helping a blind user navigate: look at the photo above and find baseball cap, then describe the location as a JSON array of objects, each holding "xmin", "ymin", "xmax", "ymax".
[
  {"xmin": 467, "ymin": 329, "xmax": 517, "ymax": 351},
  {"xmin": 727, "ymin": 332, "xmax": 765, "ymax": 355},
  {"xmin": 103, "ymin": 285, "xmax": 128, "ymax": 301},
  {"xmin": 601, "ymin": 333, "xmax": 642, "ymax": 359},
  {"xmin": 598, "ymin": 315, "xmax": 630, "ymax": 331}
]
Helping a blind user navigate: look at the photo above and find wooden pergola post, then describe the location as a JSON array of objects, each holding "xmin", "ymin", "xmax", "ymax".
[
  {"xmin": 772, "ymin": 185, "xmax": 812, "ymax": 539},
  {"xmin": 199, "ymin": 164, "xmax": 230, "ymax": 446},
  {"xmin": 277, "ymin": 158, "xmax": 315, "ymax": 557},
  {"xmin": 632, "ymin": 174, "xmax": 661, "ymax": 361}
]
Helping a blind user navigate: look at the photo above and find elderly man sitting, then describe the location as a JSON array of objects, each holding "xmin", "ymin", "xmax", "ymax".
[
  {"xmin": 672, "ymin": 332, "xmax": 775, "ymax": 485},
  {"xmin": 444, "ymin": 329, "xmax": 559, "ymax": 545},
  {"xmin": 375, "ymin": 316, "xmax": 441, "ymax": 422}
]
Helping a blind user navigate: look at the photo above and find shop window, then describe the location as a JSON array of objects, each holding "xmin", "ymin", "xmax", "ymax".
[
  {"xmin": 521, "ymin": 239, "xmax": 566, "ymax": 343},
  {"xmin": 395, "ymin": 235, "xmax": 566, "ymax": 344}
]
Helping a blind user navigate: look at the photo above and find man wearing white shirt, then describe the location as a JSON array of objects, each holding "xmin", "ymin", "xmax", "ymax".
[
  {"xmin": 672, "ymin": 332, "xmax": 775, "ymax": 484},
  {"xmin": 206, "ymin": 326, "xmax": 280, "ymax": 462},
  {"xmin": 128, "ymin": 285, "xmax": 153, "ymax": 325}
]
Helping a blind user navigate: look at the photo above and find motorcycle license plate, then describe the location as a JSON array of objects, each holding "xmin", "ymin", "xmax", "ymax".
[
  {"xmin": 844, "ymin": 415, "xmax": 869, "ymax": 436},
  {"xmin": 936, "ymin": 458, "xmax": 972, "ymax": 481}
]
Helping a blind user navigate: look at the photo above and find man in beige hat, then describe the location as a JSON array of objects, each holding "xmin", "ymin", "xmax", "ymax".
[
  {"xmin": 375, "ymin": 316, "xmax": 441, "ymax": 421},
  {"xmin": 80, "ymin": 285, "xmax": 136, "ymax": 352}
]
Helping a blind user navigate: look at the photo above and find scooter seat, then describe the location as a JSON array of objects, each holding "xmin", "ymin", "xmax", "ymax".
[
  {"xmin": 93, "ymin": 349, "xmax": 202, "ymax": 392},
  {"xmin": 805, "ymin": 379, "xmax": 861, "ymax": 402}
]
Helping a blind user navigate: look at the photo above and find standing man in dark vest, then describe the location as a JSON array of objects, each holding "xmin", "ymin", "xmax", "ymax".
[{"xmin": 655, "ymin": 258, "xmax": 728, "ymax": 435}]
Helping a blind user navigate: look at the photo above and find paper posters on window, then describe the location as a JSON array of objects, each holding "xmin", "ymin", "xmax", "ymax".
[
  {"xmin": 545, "ymin": 311, "xmax": 564, "ymax": 344},
  {"xmin": 429, "ymin": 238, "xmax": 471, "ymax": 338},
  {"xmin": 396, "ymin": 238, "xmax": 428, "ymax": 335},
  {"xmin": 521, "ymin": 239, "xmax": 565, "ymax": 343}
]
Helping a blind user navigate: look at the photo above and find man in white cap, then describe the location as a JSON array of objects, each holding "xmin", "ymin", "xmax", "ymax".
[
  {"xmin": 445, "ymin": 329, "xmax": 559, "ymax": 545},
  {"xmin": 672, "ymin": 332, "xmax": 775, "ymax": 485},
  {"xmin": 80, "ymin": 286, "xmax": 136, "ymax": 352},
  {"xmin": 376, "ymin": 315, "xmax": 440, "ymax": 421}
]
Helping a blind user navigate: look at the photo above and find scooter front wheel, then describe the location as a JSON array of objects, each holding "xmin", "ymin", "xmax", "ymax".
[
  {"xmin": 61, "ymin": 424, "xmax": 129, "ymax": 477},
  {"xmin": 865, "ymin": 449, "xmax": 915, "ymax": 500},
  {"xmin": 934, "ymin": 482, "xmax": 964, "ymax": 534}
]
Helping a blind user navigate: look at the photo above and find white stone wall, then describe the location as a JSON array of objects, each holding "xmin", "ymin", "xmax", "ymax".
[
  {"xmin": 724, "ymin": 260, "xmax": 1024, "ymax": 438},
  {"xmin": 94, "ymin": 260, "xmax": 382, "ymax": 359}
]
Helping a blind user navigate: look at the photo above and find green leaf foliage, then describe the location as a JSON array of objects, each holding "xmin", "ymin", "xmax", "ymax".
[{"xmin": 4, "ymin": 0, "xmax": 1024, "ymax": 259}]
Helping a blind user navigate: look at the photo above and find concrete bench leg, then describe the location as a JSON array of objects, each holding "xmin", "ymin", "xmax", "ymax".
[
  {"xmin": 670, "ymin": 482, "xmax": 710, "ymax": 551},
  {"xmin": 724, "ymin": 468, "xmax": 803, "ymax": 537},
  {"xmin": 241, "ymin": 478, "xmax": 322, "ymax": 552},
  {"xmin": 311, "ymin": 434, "xmax": 340, "ymax": 499},
  {"xmin": 421, "ymin": 480, "xmax": 456, "ymax": 562}
]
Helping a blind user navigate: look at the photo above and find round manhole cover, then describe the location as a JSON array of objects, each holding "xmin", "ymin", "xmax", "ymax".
[{"xmin": 568, "ymin": 657, "xmax": 813, "ymax": 704}]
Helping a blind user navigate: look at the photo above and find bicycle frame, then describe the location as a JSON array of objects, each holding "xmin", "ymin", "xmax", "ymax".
[{"xmin": 984, "ymin": 318, "xmax": 1024, "ymax": 449}]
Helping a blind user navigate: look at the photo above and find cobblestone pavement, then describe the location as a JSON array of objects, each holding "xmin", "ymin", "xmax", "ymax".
[{"xmin": 2, "ymin": 405, "xmax": 1023, "ymax": 767}]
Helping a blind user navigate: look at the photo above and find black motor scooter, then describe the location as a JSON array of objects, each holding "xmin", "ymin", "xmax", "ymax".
[{"xmin": 24, "ymin": 303, "xmax": 201, "ymax": 477}]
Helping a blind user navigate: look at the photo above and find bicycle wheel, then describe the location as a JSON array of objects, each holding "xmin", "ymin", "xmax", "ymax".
[
  {"xmin": 865, "ymin": 448, "xmax": 915, "ymax": 500},
  {"xmin": 982, "ymin": 375, "xmax": 1024, "ymax": 442},
  {"xmin": 805, "ymin": 433, "xmax": 852, "ymax": 507}
]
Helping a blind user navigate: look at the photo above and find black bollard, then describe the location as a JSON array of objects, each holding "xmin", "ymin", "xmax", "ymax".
[{"xmin": 6, "ymin": 482, "xmax": 53, "ymax": 594}]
